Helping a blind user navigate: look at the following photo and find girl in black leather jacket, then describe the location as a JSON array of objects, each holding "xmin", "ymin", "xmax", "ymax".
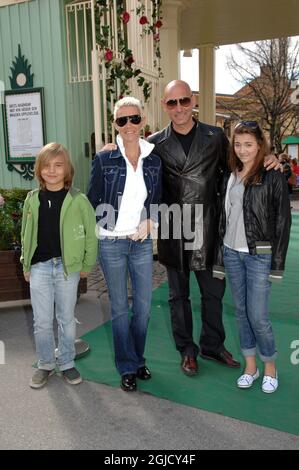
[{"xmin": 213, "ymin": 121, "xmax": 291, "ymax": 394}]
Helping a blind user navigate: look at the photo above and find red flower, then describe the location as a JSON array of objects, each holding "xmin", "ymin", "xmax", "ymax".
[
  {"xmin": 155, "ymin": 20, "xmax": 163, "ymax": 29},
  {"xmin": 11, "ymin": 212, "xmax": 19, "ymax": 220},
  {"xmin": 125, "ymin": 55, "xmax": 134, "ymax": 66},
  {"xmin": 118, "ymin": 95, "xmax": 124, "ymax": 100},
  {"xmin": 139, "ymin": 16, "xmax": 148, "ymax": 25},
  {"xmin": 105, "ymin": 48, "xmax": 113, "ymax": 62},
  {"xmin": 122, "ymin": 12, "xmax": 130, "ymax": 24}
]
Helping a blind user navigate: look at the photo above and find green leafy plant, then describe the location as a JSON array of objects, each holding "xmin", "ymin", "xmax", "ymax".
[
  {"xmin": 0, "ymin": 189, "xmax": 29, "ymax": 251},
  {"xmin": 95, "ymin": 0, "xmax": 163, "ymax": 105}
]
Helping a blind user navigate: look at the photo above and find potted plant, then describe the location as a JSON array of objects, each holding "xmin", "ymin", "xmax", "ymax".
[{"xmin": 0, "ymin": 188, "xmax": 30, "ymax": 301}]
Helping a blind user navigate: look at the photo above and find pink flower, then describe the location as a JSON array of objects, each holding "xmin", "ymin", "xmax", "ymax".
[
  {"xmin": 105, "ymin": 48, "xmax": 113, "ymax": 62},
  {"xmin": 153, "ymin": 33, "xmax": 160, "ymax": 41},
  {"xmin": 122, "ymin": 12, "xmax": 130, "ymax": 24},
  {"xmin": 155, "ymin": 20, "xmax": 163, "ymax": 29},
  {"xmin": 0, "ymin": 194, "xmax": 5, "ymax": 206},
  {"xmin": 139, "ymin": 16, "xmax": 148, "ymax": 25}
]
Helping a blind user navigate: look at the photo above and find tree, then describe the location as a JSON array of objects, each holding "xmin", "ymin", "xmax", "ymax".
[{"xmin": 221, "ymin": 38, "xmax": 299, "ymax": 153}]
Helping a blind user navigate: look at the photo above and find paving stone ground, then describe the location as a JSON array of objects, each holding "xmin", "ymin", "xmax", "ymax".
[{"xmin": 87, "ymin": 260, "xmax": 167, "ymax": 299}]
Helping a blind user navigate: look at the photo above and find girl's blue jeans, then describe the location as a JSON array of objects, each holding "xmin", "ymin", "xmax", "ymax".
[
  {"xmin": 30, "ymin": 258, "xmax": 80, "ymax": 371},
  {"xmin": 223, "ymin": 245, "xmax": 277, "ymax": 362}
]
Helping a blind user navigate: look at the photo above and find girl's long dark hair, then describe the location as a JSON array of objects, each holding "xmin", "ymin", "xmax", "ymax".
[{"xmin": 229, "ymin": 122, "xmax": 270, "ymax": 185}]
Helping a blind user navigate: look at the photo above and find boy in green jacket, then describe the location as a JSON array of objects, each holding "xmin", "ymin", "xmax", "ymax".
[{"xmin": 21, "ymin": 142, "xmax": 97, "ymax": 389}]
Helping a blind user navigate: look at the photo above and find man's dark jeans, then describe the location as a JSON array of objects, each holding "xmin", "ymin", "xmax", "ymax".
[{"xmin": 167, "ymin": 266, "xmax": 226, "ymax": 357}]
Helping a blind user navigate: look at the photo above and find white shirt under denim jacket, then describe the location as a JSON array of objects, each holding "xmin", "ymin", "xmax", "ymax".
[
  {"xmin": 212, "ymin": 169, "xmax": 292, "ymax": 283},
  {"xmin": 87, "ymin": 135, "xmax": 162, "ymax": 238},
  {"xmin": 100, "ymin": 135, "xmax": 154, "ymax": 237}
]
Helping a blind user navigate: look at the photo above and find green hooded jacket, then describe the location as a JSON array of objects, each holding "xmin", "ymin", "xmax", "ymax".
[{"xmin": 20, "ymin": 188, "xmax": 98, "ymax": 275}]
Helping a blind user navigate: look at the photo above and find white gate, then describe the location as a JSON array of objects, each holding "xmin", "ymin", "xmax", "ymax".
[{"xmin": 65, "ymin": 0, "xmax": 161, "ymax": 151}]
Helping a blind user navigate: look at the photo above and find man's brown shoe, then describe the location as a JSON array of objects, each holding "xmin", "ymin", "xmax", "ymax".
[
  {"xmin": 199, "ymin": 349, "xmax": 240, "ymax": 368},
  {"xmin": 181, "ymin": 356, "xmax": 198, "ymax": 376}
]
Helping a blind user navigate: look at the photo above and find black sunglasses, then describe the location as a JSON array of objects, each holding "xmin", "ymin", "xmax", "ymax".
[
  {"xmin": 236, "ymin": 120, "xmax": 259, "ymax": 129},
  {"xmin": 165, "ymin": 96, "xmax": 192, "ymax": 109},
  {"xmin": 115, "ymin": 114, "xmax": 142, "ymax": 127}
]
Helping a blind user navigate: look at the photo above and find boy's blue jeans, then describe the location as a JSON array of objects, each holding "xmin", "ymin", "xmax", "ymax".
[
  {"xmin": 223, "ymin": 246, "xmax": 277, "ymax": 362},
  {"xmin": 99, "ymin": 238, "xmax": 153, "ymax": 376},
  {"xmin": 30, "ymin": 258, "xmax": 80, "ymax": 371}
]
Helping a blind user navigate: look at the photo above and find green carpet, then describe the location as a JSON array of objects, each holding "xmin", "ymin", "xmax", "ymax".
[{"xmin": 77, "ymin": 214, "xmax": 299, "ymax": 436}]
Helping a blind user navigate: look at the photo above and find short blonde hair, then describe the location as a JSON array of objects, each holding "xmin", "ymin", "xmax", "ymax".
[
  {"xmin": 35, "ymin": 142, "xmax": 74, "ymax": 189},
  {"xmin": 113, "ymin": 96, "xmax": 143, "ymax": 120}
]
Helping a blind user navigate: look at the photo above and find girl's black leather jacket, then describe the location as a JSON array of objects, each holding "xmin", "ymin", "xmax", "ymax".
[{"xmin": 213, "ymin": 168, "xmax": 291, "ymax": 279}]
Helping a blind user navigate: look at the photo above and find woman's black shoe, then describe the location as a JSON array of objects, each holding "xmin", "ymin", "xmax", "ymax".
[
  {"xmin": 121, "ymin": 373, "xmax": 137, "ymax": 391},
  {"xmin": 136, "ymin": 366, "xmax": 152, "ymax": 380}
]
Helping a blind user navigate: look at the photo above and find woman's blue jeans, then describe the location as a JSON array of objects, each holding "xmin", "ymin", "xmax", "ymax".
[
  {"xmin": 30, "ymin": 258, "xmax": 80, "ymax": 371},
  {"xmin": 223, "ymin": 246, "xmax": 277, "ymax": 362},
  {"xmin": 99, "ymin": 238, "xmax": 153, "ymax": 376}
]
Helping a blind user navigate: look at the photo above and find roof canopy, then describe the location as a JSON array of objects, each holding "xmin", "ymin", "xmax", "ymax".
[{"xmin": 180, "ymin": 0, "xmax": 299, "ymax": 49}]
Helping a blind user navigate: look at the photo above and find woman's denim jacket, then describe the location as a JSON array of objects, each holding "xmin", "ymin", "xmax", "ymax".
[{"xmin": 87, "ymin": 147, "xmax": 162, "ymax": 231}]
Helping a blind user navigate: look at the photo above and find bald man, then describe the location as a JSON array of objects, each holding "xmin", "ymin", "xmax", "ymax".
[{"xmin": 146, "ymin": 80, "xmax": 241, "ymax": 375}]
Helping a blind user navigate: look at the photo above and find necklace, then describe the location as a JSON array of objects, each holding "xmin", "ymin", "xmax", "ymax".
[
  {"xmin": 125, "ymin": 145, "xmax": 140, "ymax": 169},
  {"xmin": 131, "ymin": 158, "xmax": 138, "ymax": 167},
  {"xmin": 128, "ymin": 155, "xmax": 140, "ymax": 169}
]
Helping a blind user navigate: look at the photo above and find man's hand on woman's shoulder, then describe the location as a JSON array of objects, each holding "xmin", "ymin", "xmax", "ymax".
[
  {"xmin": 264, "ymin": 154, "xmax": 283, "ymax": 172},
  {"xmin": 101, "ymin": 143, "xmax": 117, "ymax": 152}
]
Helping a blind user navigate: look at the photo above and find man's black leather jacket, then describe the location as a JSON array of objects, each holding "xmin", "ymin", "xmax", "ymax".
[{"xmin": 148, "ymin": 119, "xmax": 229, "ymax": 271}]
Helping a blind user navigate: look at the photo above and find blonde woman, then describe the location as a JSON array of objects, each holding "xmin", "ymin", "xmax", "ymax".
[{"xmin": 88, "ymin": 97, "xmax": 162, "ymax": 392}]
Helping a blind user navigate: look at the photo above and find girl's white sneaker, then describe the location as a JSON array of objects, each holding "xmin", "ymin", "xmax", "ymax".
[
  {"xmin": 262, "ymin": 373, "xmax": 278, "ymax": 393},
  {"xmin": 237, "ymin": 369, "xmax": 260, "ymax": 388}
]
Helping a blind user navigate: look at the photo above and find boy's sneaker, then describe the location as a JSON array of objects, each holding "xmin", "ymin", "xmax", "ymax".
[
  {"xmin": 62, "ymin": 367, "xmax": 82, "ymax": 385},
  {"xmin": 30, "ymin": 369, "xmax": 55, "ymax": 389}
]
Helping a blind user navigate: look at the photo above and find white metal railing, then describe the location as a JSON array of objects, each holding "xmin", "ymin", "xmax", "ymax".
[
  {"xmin": 127, "ymin": 0, "xmax": 161, "ymax": 132},
  {"xmin": 66, "ymin": 0, "xmax": 93, "ymax": 82},
  {"xmin": 94, "ymin": 0, "xmax": 124, "ymax": 145},
  {"xmin": 127, "ymin": 0, "xmax": 156, "ymax": 74},
  {"xmin": 65, "ymin": 0, "xmax": 161, "ymax": 149},
  {"xmin": 129, "ymin": 71, "xmax": 161, "ymax": 135}
]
